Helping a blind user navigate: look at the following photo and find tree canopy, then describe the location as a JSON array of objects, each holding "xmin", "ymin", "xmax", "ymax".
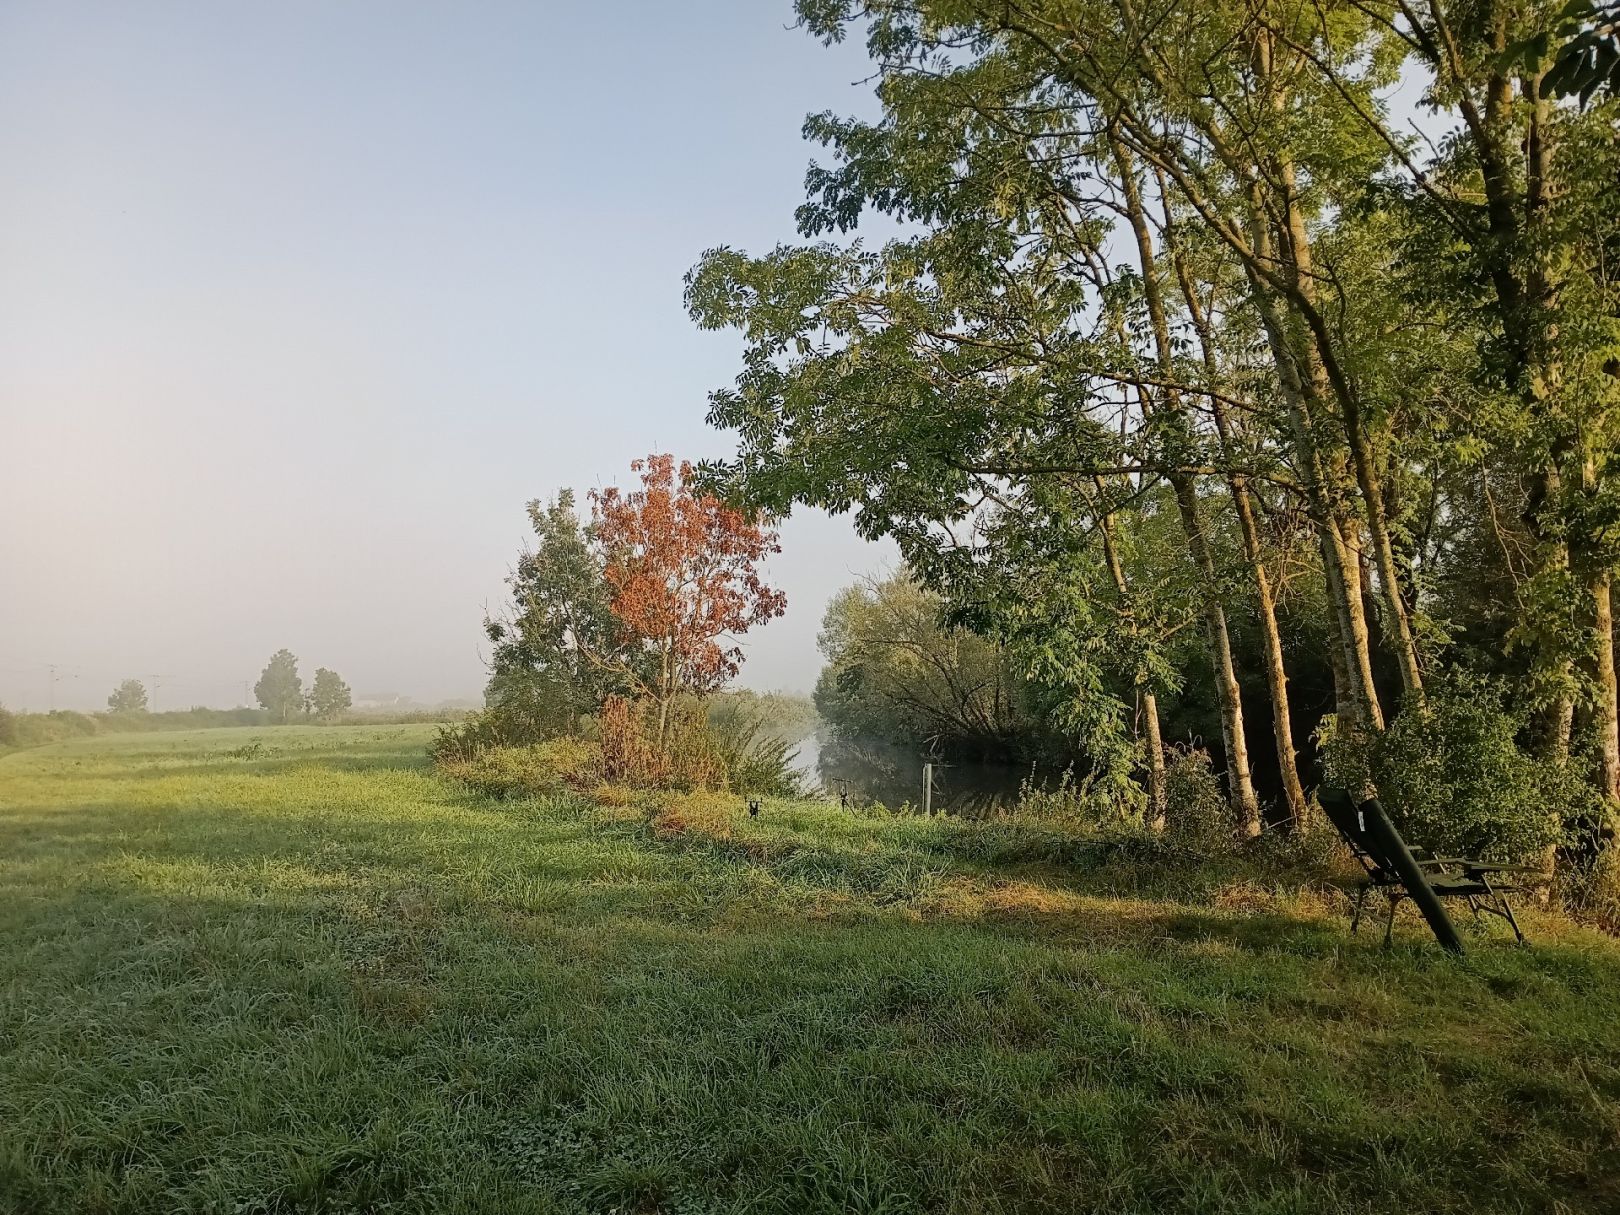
[
  {"xmin": 254, "ymin": 650, "xmax": 304, "ymax": 725},
  {"xmin": 689, "ymin": 0, "xmax": 1620, "ymax": 847},
  {"xmin": 481, "ymin": 454, "xmax": 786, "ymax": 745},
  {"xmin": 309, "ymin": 668, "xmax": 352, "ymax": 723},
  {"xmin": 106, "ymin": 679, "xmax": 147, "ymax": 714}
]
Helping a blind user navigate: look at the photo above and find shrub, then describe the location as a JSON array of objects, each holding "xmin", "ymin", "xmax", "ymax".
[
  {"xmin": 599, "ymin": 697, "xmax": 727, "ymax": 791},
  {"xmin": 0, "ymin": 705, "xmax": 16, "ymax": 748},
  {"xmin": 1319, "ymin": 675, "xmax": 1575, "ymax": 862},
  {"xmin": 439, "ymin": 694, "xmax": 803, "ymax": 799},
  {"xmin": 6, "ymin": 710, "xmax": 102, "ymax": 748},
  {"xmin": 1011, "ymin": 765, "xmax": 1140, "ymax": 828},
  {"xmin": 1161, "ymin": 746, "xmax": 1233, "ymax": 850},
  {"xmin": 704, "ymin": 699, "xmax": 803, "ymax": 797},
  {"xmin": 429, "ymin": 713, "xmax": 506, "ymax": 764}
]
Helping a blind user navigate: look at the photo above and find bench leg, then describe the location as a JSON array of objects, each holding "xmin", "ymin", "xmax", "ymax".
[
  {"xmin": 1492, "ymin": 884, "xmax": 1527, "ymax": 946},
  {"xmin": 1350, "ymin": 886, "xmax": 1369, "ymax": 935},
  {"xmin": 1382, "ymin": 893, "xmax": 1401, "ymax": 947}
]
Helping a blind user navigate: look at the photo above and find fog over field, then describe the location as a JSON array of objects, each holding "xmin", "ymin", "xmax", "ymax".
[{"xmin": 0, "ymin": 1, "xmax": 896, "ymax": 712}]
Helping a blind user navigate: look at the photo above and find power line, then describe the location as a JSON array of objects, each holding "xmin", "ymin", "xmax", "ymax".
[{"xmin": 44, "ymin": 664, "xmax": 77, "ymax": 712}]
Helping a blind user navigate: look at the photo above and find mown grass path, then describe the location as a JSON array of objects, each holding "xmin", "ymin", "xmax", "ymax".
[{"xmin": 1, "ymin": 726, "xmax": 1618, "ymax": 1213}]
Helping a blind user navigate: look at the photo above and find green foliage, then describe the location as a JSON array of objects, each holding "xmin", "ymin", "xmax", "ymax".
[
  {"xmin": 703, "ymin": 696, "xmax": 804, "ymax": 798},
  {"xmin": 690, "ymin": 0, "xmax": 1620, "ymax": 849},
  {"xmin": 0, "ymin": 709, "xmax": 101, "ymax": 749},
  {"xmin": 309, "ymin": 668, "xmax": 352, "ymax": 723},
  {"xmin": 1320, "ymin": 678, "xmax": 1582, "ymax": 862},
  {"xmin": 814, "ymin": 574, "xmax": 1038, "ymax": 759},
  {"xmin": 1161, "ymin": 746, "xmax": 1236, "ymax": 852},
  {"xmin": 437, "ymin": 694, "xmax": 806, "ymax": 801},
  {"xmin": 483, "ymin": 490, "xmax": 632, "ymax": 743},
  {"xmin": 427, "ymin": 713, "xmax": 504, "ymax": 764},
  {"xmin": 1523, "ymin": 1, "xmax": 1620, "ymax": 105},
  {"xmin": 1010, "ymin": 765, "xmax": 1143, "ymax": 827},
  {"xmin": 253, "ymin": 649, "xmax": 304, "ymax": 725},
  {"xmin": 707, "ymin": 688, "xmax": 819, "ymax": 745},
  {"xmin": 105, "ymin": 679, "xmax": 148, "ymax": 714}
]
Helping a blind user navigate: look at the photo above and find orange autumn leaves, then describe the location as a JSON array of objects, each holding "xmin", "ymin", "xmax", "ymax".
[{"xmin": 590, "ymin": 454, "xmax": 786, "ymax": 712}]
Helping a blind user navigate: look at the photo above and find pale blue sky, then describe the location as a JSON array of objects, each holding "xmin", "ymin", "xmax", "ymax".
[{"xmin": 0, "ymin": 1, "xmax": 897, "ymax": 711}]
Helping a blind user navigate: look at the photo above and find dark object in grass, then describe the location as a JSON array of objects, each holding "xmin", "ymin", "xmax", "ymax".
[
  {"xmin": 748, "ymin": 798, "xmax": 761, "ymax": 818},
  {"xmin": 1322, "ymin": 789, "xmax": 1547, "ymax": 952}
]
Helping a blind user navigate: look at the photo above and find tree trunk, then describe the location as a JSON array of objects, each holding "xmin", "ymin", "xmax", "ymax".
[
  {"xmin": 1161, "ymin": 196, "xmax": 1310, "ymax": 829},
  {"xmin": 1337, "ymin": 521, "xmax": 1387, "ymax": 732},
  {"xmin": 1174, "ymin": 475, "xmax": 1262, "ymax": 835},
  {"xmin": 1111, "ymin": 131, "xmax": 1260, "ymax": 834},
  {"xmin": 1592, "ymin": 568, "xmax": 1620, "ymax": 804},
  {"xmin": 1275, "ymin": 164, "xmax": 1425, "ymax": 708},
  {"xmin": 1094, "ymin": 486, "xmax": 1169, "ymax": 827},
  {"xmin": 1234, "ymin": 171, "xmax": 1383, "ymax": 739},
  {"xmin": 1248, "ymin": 255, "xmax": 1382, "ymax": 736},
  {"xmin": 1143, "ymin": 690, "xmax": 1167, "ymax": 832}
]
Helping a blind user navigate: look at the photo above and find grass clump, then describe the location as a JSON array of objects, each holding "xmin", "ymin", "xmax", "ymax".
[
  {"xmin": 2, "ymin": 726, "xmax": 1619, "ymax": 1213},
  {"xmin": 438, "ymin": 736, "xmax": 605, "ymax": 798}
]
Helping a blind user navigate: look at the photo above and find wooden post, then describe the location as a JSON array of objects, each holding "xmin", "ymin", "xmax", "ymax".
[{"xmin": 923, "ymin": 763, "xmax": 933, "ymax": 815}]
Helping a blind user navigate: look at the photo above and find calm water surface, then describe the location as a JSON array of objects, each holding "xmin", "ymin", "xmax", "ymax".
[{"xmin": 791, "ymin": 733, "xmax": 1047, "ymax": 817}]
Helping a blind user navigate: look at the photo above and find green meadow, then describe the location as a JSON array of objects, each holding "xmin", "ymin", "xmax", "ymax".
[{"xmin": 1, "ymin": 725, "xmax": 1617, "ymax": 1214}]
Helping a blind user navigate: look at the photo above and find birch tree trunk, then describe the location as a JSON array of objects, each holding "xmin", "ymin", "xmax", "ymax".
[{"xmin": 1111, "ymin": 131, "xmax": 1260, "ymax": 834}]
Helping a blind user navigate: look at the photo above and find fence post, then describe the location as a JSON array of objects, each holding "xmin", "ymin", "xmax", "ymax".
[{"xmin": 923, "ymin": 762, "xmax": 933, "ymax": 815}]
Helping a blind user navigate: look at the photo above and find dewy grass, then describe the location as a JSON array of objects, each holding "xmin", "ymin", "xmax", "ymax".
[{"xmin": 2, "ymin": 726, "xmax": 1618, "ymax": 1214}]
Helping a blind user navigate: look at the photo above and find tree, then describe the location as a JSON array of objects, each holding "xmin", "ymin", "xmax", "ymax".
[
  {"xmin": 590, "ymin": 454, "xmax": 787, "ymax": 739},
  {"xmin": 309, "ymin": 668, "xmax": 352, "ymax": 723},
  {"xmin": 484, "ymin": 490, "xmax": 638, "ymax": 740},
  {"xmin": 106, "ymin": 679, "xmax": 148, "ymax": 714},
  {"xmin": 815, "ymin": 574, "xmax": 1034, "ymax": 760},
  {"xmin": 254, "ymin": 649, "xmax": 304, "ymax": 724}
]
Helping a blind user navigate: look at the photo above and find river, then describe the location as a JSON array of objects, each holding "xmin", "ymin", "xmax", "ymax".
[{"xmin": 790, "ymin": 732, "xmax": 1046, "ymax": 817}]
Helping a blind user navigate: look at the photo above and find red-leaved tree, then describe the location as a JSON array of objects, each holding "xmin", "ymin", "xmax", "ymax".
[{"xmin": 590, "ymin": 454, "xmax": 787, "ymax": 738}]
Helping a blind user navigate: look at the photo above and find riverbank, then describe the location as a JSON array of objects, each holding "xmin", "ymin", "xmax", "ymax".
[{"xmin": 3, "ymin": 725, "xmax": 1618, "ymax": 1212}]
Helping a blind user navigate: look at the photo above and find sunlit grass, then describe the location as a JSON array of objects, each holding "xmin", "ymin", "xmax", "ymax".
[{"xmin": 2, "ymin": 726, "xmax": 1618, "ymax": 1213}]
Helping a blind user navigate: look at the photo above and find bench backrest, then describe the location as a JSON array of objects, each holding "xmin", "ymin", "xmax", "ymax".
[{"xmin": 1320, "ymin": 788, "xmax": 1390, "ymax": 876}]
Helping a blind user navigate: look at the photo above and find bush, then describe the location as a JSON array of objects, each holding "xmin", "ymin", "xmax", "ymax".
[
  {"xmin": 1319, "ymin": 675, "xmax": 1576, "ymax": 862},
  {"xmin": 1011, "ymin": 765, "xmax": 1141, "ymax": 827},
  {"xmin": 0, "ymin": 705, "xmax": 17, "ymax": 748},
  {"xmin": 436, "ymin": 691, "xmax": 807, "ymax": 800},
  {"xmin": 599, "ymin": 697, "xmax": 728, "ymax": 791},
  {"xmin": 5, "ymin": 710, "xmax": 102, "ymax": 748},
  {"xmin": 704, "ymin": 699, "xmax": 803, "ymax": 798},
  {"xmin": 429, "ymin": 713, "xmax": 506, "ymax": 764},
  {"xmin": 1161, "ymin": 745, "xmax": 1233, "ymax": 850}
]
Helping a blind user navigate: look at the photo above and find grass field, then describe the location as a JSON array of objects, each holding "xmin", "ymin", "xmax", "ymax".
[{"xmin": 2, "ymin": 725, "xmax": 1618, "ymax": 1213}]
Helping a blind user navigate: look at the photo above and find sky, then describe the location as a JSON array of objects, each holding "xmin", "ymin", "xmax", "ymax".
[{"xmin": 0, "ymin": 0, "xmax": 899, "ymax": 712}]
